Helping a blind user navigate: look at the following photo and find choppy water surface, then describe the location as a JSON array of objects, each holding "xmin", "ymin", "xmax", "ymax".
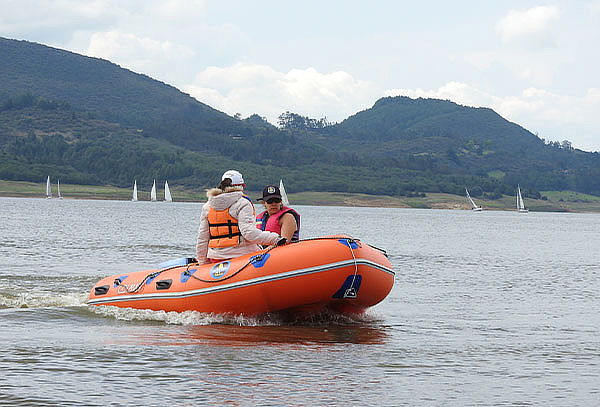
[{"xmin": 1, "ymin": 197, "xmax": 599, "ymax": 406}]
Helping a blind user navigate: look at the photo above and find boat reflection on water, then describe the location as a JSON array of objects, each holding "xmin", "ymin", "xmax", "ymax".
[
  {"xmin": 179, "ymin": 323, "xmax": 390, "ymax": 347},
  {"xmin": 92, "ymin": 304, "xmax": 391, "ymax": 347},
  {"xmin": 110, "ymin": 315, "xmax": 390, "ymax": 347}
]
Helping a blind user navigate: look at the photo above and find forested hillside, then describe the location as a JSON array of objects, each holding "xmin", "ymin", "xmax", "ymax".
[
  {"xmin": 280, "ymin": 97, "xmax": 600, "ymax": 196},
  {"xmin": 1, "ymin": 37, "xmax": 600, "ymax": 198},
  {"xmin": 0, "ymin": 37, "xmax": 259, "ymax": 148}
]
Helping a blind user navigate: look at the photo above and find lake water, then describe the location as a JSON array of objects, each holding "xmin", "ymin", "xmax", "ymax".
[{"xmin": 1, "ymin": 197, "xmax": 599, "ymax": 406}]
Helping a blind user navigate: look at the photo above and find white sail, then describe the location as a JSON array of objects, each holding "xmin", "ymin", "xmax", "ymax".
[
  {"xmin": 465, "ymin": 187, "xmax": 482, "ymax": 211},
  {"xmin": 150, "ymin": 180, "xmax": 157, "ymax": 202},
  {"xmin": 46, "ymin": 176, "xmax": 52, "ymax": 199},
  {"xmin": 57, "ymin": 179, "xmax": 63, "ymax": 199},
  {"xmin": 279, "ymin": 179, "xmax": 289, "ymax": 206},
  {"xmin": 132, "ymin": 180, "xmax": 138, "ymax": 202},
  {"xmin": 164, "ymin": 181, "xmax": 173, "ymax": 202},
  {"xmin": 517, "ymin": 185, "xmax": 528, "ymax": 213}
]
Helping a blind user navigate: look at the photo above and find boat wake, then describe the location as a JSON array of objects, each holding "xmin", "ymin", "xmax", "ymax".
[
  {"xmin": 89, "ymin": 305, "xmax": 267, "ymax": 325},
  {"xmin": 89, "ymin": 305, "xmax": 382, "ymax": 326},
  {"xmin": 0, "ymin": 290, "xmax": 87, "ymax": 309}
]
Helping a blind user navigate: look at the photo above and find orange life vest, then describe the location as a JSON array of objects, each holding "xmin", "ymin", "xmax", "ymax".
[{"xmin": 207, "ymin": 207, "xmax": 241, "ymax": 248}]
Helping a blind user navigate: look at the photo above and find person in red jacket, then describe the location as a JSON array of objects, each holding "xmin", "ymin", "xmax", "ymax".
[{"xmin": 256, "ymin": 184, "xmax": 300, "ymax": 243}]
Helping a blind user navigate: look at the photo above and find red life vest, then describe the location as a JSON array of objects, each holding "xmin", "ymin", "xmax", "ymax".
[{"xmin": 256, "ymin": 206, "xmax": 300, "ymax": 242}]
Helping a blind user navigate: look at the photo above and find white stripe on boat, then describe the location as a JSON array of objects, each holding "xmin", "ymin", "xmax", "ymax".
[{"xmin": 87, "ymin": 258, "xmax": 394, "ymax": 305}]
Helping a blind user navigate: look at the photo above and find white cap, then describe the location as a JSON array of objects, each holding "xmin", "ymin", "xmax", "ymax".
[{"xmin": 221, "ymin": 169, "xmax": 244, "ymax": 186}]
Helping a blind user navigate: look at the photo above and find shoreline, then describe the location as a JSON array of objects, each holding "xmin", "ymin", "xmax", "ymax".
[{"xmin": 2, "ymin": 180, "xmax": 600, "ymax": 212}]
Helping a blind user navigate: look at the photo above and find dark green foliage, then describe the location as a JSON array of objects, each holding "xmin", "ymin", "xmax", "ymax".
[
  {"xmin": 0, "ymin": 37, "xmax": 252, "ymax": 141},
  {"xmin": 278, "ymin": 111, "xmax": 331, "ymax": 130},
  {"xmin": 1, "ymin": 37, "xmax": 600, "ymax": 198},
  {"xmin": 0, "ymin": 93, "xmax": 70, "ymax": 112},
  {"xmin": 295, "ymin": 96, "xmax": 600, "ymax": 195}
]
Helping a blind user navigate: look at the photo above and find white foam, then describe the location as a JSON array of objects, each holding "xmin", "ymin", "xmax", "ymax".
[
  {"xmin": 88, "ymin": 304, "xmax": 380, "ymax": 326},
  {"xmin": 88, "ymin": 305, "xmax": 279, "ymax": 326},
  {"xmin": 0, "ymin": 291, "xmax": 88, "ymax": 309}
]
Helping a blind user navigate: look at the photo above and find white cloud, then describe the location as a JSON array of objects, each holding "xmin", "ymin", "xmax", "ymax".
[
  {"xmin": 496, "ymin": 6, "xmax": 560, "ymax": 45},
  {"xmin": 590, "ymin": 1, "xmax": 600, "ymax": 14},
  {"xmin": 385, "ymin": 82, "xmax": 496, "ymax": 108},
  {"xmin": 0, "ymin": 1, "xmax": 214, "ymax": 64},
  {"xmin": 586, "ymin": 87, "xmax": 600, "ymax": 102},
  {"xmin": 141, "ymin": 0, "xmax": 208, "ymax": 23},
  {"xmin": 71, "ymin": 1, "xmax": 241, "ymax": 84},
  {"xmin": 0, "ymin": 0, "xmax": 123, "ymax": 35},
  {"xmin": 186, "ymin": 64, "xmax": 600, "ymax": 150},
  {"xmin": 0, "ymin": 0, "xmax": 207, "ymax": 32},
  {"xmin": 184, "ymin": 64, "xmax": 380, "ymax": 124},
  {"xmin": 85, "ymin": 31, "xmax": 194, "ymax": 80},
  {"xmin": 3, "ymin": 1, "xmax": 599, "ymax": 150},
  {"xmin": 386, "ymin": 82, "xmax": 600, "ymax": 151}
]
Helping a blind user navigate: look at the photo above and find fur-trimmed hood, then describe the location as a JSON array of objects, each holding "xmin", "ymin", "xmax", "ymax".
[
  {"xmin": 206, "ymin": 187, "xmax": 245, "ymax": 211},
  {"xmin": 206, "ymin": 186, "xmax": 243, "ymax": 197}
]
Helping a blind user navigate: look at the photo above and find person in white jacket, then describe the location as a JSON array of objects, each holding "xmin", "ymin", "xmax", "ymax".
[{"xmin": 195, "ymin": 170, "xmax": 284, "ymax": 264}]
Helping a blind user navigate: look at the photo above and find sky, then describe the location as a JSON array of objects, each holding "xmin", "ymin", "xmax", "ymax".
[{"xmin": 2, "ymin": 0, "xmax": 600, "ymax": 151}]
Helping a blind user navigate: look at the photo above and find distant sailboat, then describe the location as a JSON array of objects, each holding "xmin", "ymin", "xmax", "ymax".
[
  {"xmin": 279, "ymin": 179, "xmax": 289, "ymax": 206},
  {"xmin": 465, "ymin": 187, "xmax": 482, "ymax": 211},
  {"xmin": 164, "ymin": 181, "xmax": 173, "ymax": 202},
  {"xmin": 46, "ymin": 176, "xmax": 52, "ymax": 199},
  {"xmin": 517, "ymin": 185, "xmax": 529, "ymax": 213},
  {"xmin": 57, "ymin": 179, "xmax": 63, "ymax": 199},
  {"xmin": 150, "ymin": 180, "xmax": 157, "ymax": 202},
  {"xmin": 132, "ymin": 180, "xmax": 138, "ymax": 202}
]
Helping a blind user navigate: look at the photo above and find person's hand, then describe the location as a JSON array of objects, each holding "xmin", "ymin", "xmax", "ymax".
[{"xmin": 275, "ymin": 237, "xmax": 287, "ymax": 246}]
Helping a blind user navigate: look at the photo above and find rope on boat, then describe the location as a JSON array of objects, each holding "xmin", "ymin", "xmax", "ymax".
[
  {"xmin": 114, "ymin": 239, "xmax": 295, "ymax": 291},
  {"xmin": 345, "ymin": 238, "xmax": 360, "ymax": 298},
  {"xmin": 301, "ymin": 236, "xmax": 361, "ymax": 298},
  {"xmin": 298, "ymin": 236, "xmax": 387, "ymax": 256},
  {"xmin": 113, "ymin": 236, "xmax": 381, "ymax": 291},
  {"xmin": 112, "ymin": 265, "xmax": 181, "ymax": 294},
  {"xmin": 183, "ymin": 243, "xmax": 280, "ymax": 284}
]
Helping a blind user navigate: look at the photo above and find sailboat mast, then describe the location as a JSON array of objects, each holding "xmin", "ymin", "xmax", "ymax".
[
  {"xmin": 132, "ymin": 180, "xmax": 138, "ymax": 201},
  {"xmin": 164, "ymin": 181, "xmax": 172, "ymax": 202},
  {"xmin": 46, "ymin": 176, "xmax": 52, "ymax": 199},
  {"xmin": 519, "ymin": 191, "xmax": 525, "ymax": 210},
  {"xmin": 150, "ymin": 180, "xmax": 157, "ymax": 202},
  {"xmin": 279, "ymin": 179, "xmax": 289, "ymax": 206},
  {"xmin": 516, "ymin": 185, "xmax": 527, "ymax": 212},
  {"xmin": 465, "ymin": 187, "xmax": 479, "ymax": 209}
]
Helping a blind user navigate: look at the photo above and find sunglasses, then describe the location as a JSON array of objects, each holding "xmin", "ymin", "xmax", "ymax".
[{"xmin": 266, "ymin": 198, "xmax": 282, "ymax": 204}]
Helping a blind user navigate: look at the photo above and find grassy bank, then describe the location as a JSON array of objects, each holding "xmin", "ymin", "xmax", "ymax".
[
  {"xmin": 0, "ymin": 180, "xmax": 206, "ymax": 202},
  {"xmin": 2, "ymin": 180, "xmax": 600, "ymax": 212}
]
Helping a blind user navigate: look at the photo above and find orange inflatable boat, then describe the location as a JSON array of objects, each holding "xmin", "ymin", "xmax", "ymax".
[{"xmin": 87, "ymin": 235, "xmax": 395, "ymax": 316}]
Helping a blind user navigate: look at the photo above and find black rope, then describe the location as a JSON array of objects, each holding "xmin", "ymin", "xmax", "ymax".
[
  {"xmin": 184, "ymin": 244, "xmax": 279, "ymax": 284},
  {"xmin": 297, "ymin": 235, "xmax": 387, "ymax": 255},
  {"xmin": 185, "ymin": 236, "xmax": 368, "ymax": 284},
  {"xmin": 364, "ymin": 243, "xmax": 387, "ymax": 255},
  {"xmin": 113, "ymin": 265, "xmax": 181, "ymax": 294},
  {"xmin": 114, "ymin": 236, "xmax": 379, "ymax": 291}
]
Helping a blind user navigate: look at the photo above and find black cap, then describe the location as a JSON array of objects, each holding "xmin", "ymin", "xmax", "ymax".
[{"xmin": 257, "ymin": 185, "xmax": 282, "ymax": 201}]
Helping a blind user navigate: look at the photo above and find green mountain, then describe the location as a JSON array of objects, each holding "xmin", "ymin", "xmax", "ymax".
[
  {"xmin": 289, "ymin": 97, "xmax": 600, "ymax": 196},
  {"xmin": 1, "ymin": 37, "xmax": 600, "ymax": 198},
  {"xmin": 0, "ymin": 37, "xmax": 264, "ymax": 148}
]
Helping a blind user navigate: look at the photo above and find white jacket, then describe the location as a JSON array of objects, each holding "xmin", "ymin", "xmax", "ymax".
[{"xmin": 195, "ymin": 187, "xmax": 281, "ymax": 264}]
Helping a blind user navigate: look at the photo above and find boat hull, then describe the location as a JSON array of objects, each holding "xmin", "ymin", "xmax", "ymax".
[{"xmin": 87, "ymin": 236, "xmax": 395, "ymax": 316}]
